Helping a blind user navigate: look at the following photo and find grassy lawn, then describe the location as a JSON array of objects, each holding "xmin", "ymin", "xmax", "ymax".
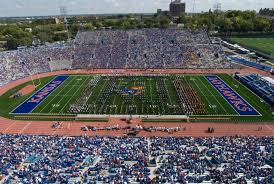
[{"xmin": 229, "ymin": 37, "xmax": 274, "ymax": 56}]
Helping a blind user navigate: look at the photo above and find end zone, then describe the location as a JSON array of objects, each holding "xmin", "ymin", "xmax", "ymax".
[
  {"xmin": 11, "ymin": 75, "xmax": 69, "ymax": 114},
  {"xmin": 205, "ymin": 75, "xmax": 261, "ymax": 116}
]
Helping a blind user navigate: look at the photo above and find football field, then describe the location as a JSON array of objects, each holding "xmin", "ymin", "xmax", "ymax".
[
  {"xmin": 27, "ymin": 75, "xmax": 238, "ymax": 116},
  {"xmin": 6, "ymin": 74, "xmax": 273, "ymax": 122},
  {"xmin": 229, "ymin": 37, "xmax": 274, "ymax": 56}
]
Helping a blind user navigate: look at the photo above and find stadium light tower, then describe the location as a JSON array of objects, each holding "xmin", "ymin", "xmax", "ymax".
[
  {"xmin": 60, "ymin": 6, "xmax": 70, "ymax": 40},
  {"xmin": 213, "ymin": 2, "xmax": 222, "ymax": 13},
  {"xmin": 192, "ymin": 0, "xmax": 196, "ymax": 14}
]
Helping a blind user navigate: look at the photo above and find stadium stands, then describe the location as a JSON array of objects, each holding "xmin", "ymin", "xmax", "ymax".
[
  {"xmin": 0, "ymin": 28, "xmax": 229, "ymax": 87},
  {"xmin": 0, "ymin": 134, "xmax": 273, "ymax": 183},
  {"xmin": 0, "ymin": 51, "xmax": 29, "ymax": 86},
  {"xmin": 227, "ymin": 55, "xmax": 272, "ymax": 72},
  {"xmin": 73, "ymin": 28, "xmax": 227, "ymax": 69},
  {"xmin": 235, "ymin": 73, "xmax": 274, "ymax": 106}
]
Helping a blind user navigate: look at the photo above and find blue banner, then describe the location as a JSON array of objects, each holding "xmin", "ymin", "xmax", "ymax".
[
  {"xmin": 205, "ymin": 76, "xmax": 260, "ymax": 116},
  {"xmin": 11, "ymin": 75, "xmax": 69, "ymax": 114}
]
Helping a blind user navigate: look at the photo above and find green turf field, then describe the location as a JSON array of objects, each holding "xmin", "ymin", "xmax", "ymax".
[
  {"xmin": 1, "ymin": 74, "xmax": 273, "ymax": 122},
  {"xmin": 229, "ymin": 37, "xmax": 274, "ymax": 56}
]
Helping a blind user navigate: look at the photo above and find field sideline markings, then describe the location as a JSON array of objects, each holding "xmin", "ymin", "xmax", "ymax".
[
  {"xmin": 23, "ymin": 112, "xmax": 76, "ymax": 116},
  {"xmin": 198, "ymin": 76, "xmax": 230, "ymax": 115},
  {"xmin": 49, "ymin": 76, "xmax": 87, "ymax": 113},
  {"xmin": 164, "ymin": 79, "xmax": 180, "ymax": 114},
  {"xmin": 22, "ymin": 112, "xmax": 245, "ymax": 117},
  {"xmin": 148, "ymin": 79, "xmax": 155, "ymax": 114},
  {"xmin": 49, "ymin": 76, "xmax": 84, "ymax": 113},
  {"xmin": 221, "ymin": 75, "xmax": 269, "ymax": 115},
  {"xmin": 59, "ymin": 76, "xmax": 91, "ymax": 114},
  {"xmin": 9, "ymin": 76, "xmax": 67, "ymax": 115},
  {"xmin": 111, "ymin": 79, "xmax": 122, "ymax": 114},
  {"xmin": 164, "ymin": 79, "xmax": 174, "ymax": 106},
  {"xmin": 133, "ymin": 80, "xmax": 138, "ymax": 114},
  {"xmin": 37, "ymin": 76, "xmax": 77, "ymax": 113},
  {"xmin": 205, "ymin": 75, "xmax": 262, "ymax": 117},
  {"xmin": 218, "ymin": 75, "xmax": 262, "ymax": 116},
  {"xmin": 89, "ymin": 79, "xmax": 108, "ymax": 114},
  {"xmin": 190, "ymin": 76, "xmax": 218, "ymax": 115}
]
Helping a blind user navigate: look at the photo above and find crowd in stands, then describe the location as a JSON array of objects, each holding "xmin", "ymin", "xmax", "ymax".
[
  {"xmin": 235, "ymin": 73, "xmax": 274, "ymax": 106},
  {"xmin": 0, "ymin": 134, "xmax": 273, "ymax": 183},
  {"xmin": 73, "ymin": 29, "xmax": 227, "ymax": 69},
  {"xmin": 0, "ymin": 43, "xmax": 73, "ymax": 86},
  {"xmin": 0, "ymin": 28, "xmax": 229, "ymax": 87},
  {"xmin": 0, "ymin": 51, "xmax": 28, "ymax": 86}
]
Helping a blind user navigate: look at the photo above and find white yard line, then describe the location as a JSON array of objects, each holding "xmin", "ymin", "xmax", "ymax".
[
  {"xmin": 149, "ymin": 79, "xmax": 155, "ymax": 114},
  {"xmin": 58, "ymin": 76, "xmax": 91, "ymax": 114},
  {"xmin": 49, "ymin": 78, "xmax": 83, "ymax": 113},
  {"xmin": 91, "ymin": 79, "xmax": 108, "ymax": 113},
  {"xmin": 38, "ymin": 76, "xmax": 76, "ymax": 113},
  {"xmin": 225, "ymin": 76, "xmax": 266, "ymax": 114},
  {"xmin": 191, "ymin": 77, "xmax": 217, "ymax": 115},
  {"xmin": 163, "ymin": 79, "xmax": 173, "ymax": 105},
  {"xmin": 216, "ymin": 75, "xmax": 261, "ymax": 116},
  {"xmin": 111, "ymin": 79, "xmax": 122, "ymax": 114},
  {"xmin": 198, "ymin": 77, "xmax": 229, "ymax": 115}
]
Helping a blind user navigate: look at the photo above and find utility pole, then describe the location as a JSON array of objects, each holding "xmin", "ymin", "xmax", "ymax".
[{"xmin": 60, "ymin": 6, "xmax": 70, "ymax": 41}]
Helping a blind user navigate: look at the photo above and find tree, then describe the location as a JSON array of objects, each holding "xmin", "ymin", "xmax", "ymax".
[
  {"xmin": 178, "ymin": 13, "xmax": 187, "ymax": 24},
  {"xmin": 254, "ymin": 17, "xmax": 272, "ymax": 32},
  {"xmin": 37, "ymin": 32, "xmax": 51, "ymax": 44},
  {"xmin": 83, "ymin": 23, "xmax": 94, "ymax": 30},
  {"xmin": 6, "ymin": 36, "xmax": 18, "ymax": 50},
  {"xmin": 94, "ymin": 20, "xmax": 104, "ymax": 28},
  {"xmin": 159, "ymin": 17, "xmax": 170, "ymax": 28}
]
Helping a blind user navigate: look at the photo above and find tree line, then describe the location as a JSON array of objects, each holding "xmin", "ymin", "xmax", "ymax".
[{"xmin": 259, "ymin": 8, "xmax": 274, "ymax": 17}]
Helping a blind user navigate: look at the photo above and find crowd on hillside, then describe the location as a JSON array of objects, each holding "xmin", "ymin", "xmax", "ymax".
[
  {"xmin": 0, "ymin": 134, "xmax": 273, "ymax": 183},
  {"xmin": 0, "ymin": 28, "xmax": 229, "ymax": 87}
]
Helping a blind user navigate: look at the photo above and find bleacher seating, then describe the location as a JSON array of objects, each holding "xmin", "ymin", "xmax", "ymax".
[
  {"xmin": 235, "ymin": 73, "xmax": 274, "ymax": 106},
  {"xmin": 0, "ymin": 134, "xmax": 273, "ymax": 183},
  {"xmin": 0, "ymin": 28, "xmax": 230, "ymax": 87},
  {"xmin": 228, "ymin": 55, "xmax": 272, "ymax": 72}
]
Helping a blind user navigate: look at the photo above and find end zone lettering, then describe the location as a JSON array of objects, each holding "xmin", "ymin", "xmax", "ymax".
[
  {"xmin": 11, "ymin": 75, "xmax": 69, "ymax": 114},
  {"xmin": 28, "ymin": 80, "xmax": 62, "ymax": 104},
  {"xmin": 205, "ymin": 76, "xmax": 260, "ymax": 116}
]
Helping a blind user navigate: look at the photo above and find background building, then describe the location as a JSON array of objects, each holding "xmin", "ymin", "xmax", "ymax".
[{"xmin": 169, "ymin": 0, "xmax": 186, "ymax": 17}]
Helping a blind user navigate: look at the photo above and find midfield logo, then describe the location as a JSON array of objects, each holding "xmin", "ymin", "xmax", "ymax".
[{"xmin": 122, "ymin": 86, "xmax": 144, "ymax": 95}]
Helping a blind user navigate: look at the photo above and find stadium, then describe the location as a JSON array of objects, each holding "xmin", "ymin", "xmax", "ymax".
[
  {"xmin": 0, "ymin": 27, "xmax": 274, "ymax": 183},
  {"xmin": 1, "ymin": 29, "xmax": 273, "ymax": 121}
]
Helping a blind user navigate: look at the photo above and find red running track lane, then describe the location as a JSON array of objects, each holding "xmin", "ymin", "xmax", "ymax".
[{"xmin": 0, "ymin": 117, "xmax": 273, "ymax": 137}]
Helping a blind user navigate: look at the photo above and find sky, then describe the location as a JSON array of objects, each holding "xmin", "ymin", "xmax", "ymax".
[{"xmin": 0, "ymin": 0, "xmax": 273, "ymax": 17}]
